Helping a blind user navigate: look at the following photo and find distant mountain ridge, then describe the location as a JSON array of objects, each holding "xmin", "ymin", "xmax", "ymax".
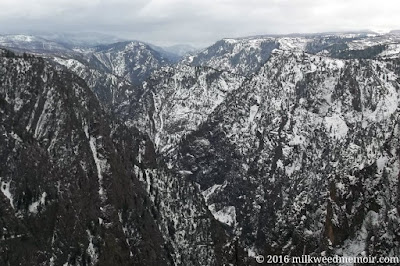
[
  {"xmin": 0, "ymin": 34, "xmax": 74, "ymax": 55},
  {"xmin": 35, "ymin": 32, "xmax": 128, "ymax": 48}
]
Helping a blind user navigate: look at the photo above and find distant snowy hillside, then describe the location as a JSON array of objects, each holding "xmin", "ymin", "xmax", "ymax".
[
  {"xmin": 0, "ymin": 34, "xmax": 74, "ymax": 55},
  {"xmin": 89, "ymin": 41, "xmax": 170, "ymax": 85}
]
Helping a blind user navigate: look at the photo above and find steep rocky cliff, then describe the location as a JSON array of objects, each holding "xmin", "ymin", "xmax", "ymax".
[
  {"xmin": 89, "ymin": 41, "xmax": 169, "ymax": 85},
  {"xmin": 0, "ymin": 50, "xmax": 231, "ymax": 266},
  {"xmin": 177, "ymin": 49, "xmax": 400, "ymax": 259},
  {"xmin": 116, "ymin": 64, "xmax": 245, "ymax": 153}
]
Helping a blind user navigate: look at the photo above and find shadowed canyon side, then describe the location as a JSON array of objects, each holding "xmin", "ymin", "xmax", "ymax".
[
  {"xmin": 0, "ymin": 50, "xmax": 171, "ymax": 265},
  {"xmin": 0, "ymin": 50, "xmax": 238, "ymax": 266}
]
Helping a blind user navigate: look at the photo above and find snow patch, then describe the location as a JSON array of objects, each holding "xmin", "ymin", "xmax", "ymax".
[
  {"xmin": 202, "ymin": 183, "xmax": 224, "ymax": 203},
  {"xmin": 28, "ymin": 192, "xmax": 47, "ymax": 214},
  {"xmin": 89, "ymin": 136, "xmax": 107, "ymax": 201},
  {"xmin": 376, "ymin": 156, "xmax": 388, "ymax": 172},
  {"xmin": 247, "ymin": 247, "xmax": 257, "ymax": 258},
  {"xmin": 86, "ymin": 230, "xmax": 99, "ymax": 264},
  {"xmin": 209, "ymin": 205, "xmax": 237, "ymax": 227},
  {"xmin": 178, "ymin": 170, "xmax": 193, "ymax": 176},
  {"xmin": 0, "ymin": 178, "xmax": 14, "ymax": 208},
  {"xmin": 34, "ymin": 88, "xmax": 54, "ymax": 139},
  {"xmin": 249, "ymin": 104, "xmax": 259, "ymax": 123},
  {"xmin": 14, "ymin": 97, "xmax": 24, "ymax": 112},
  {"xmin": 288, "ymin": 134, "xmax": 304, "ymax": 146},
  {"xmin": 324, "ymin": 114, "xmax": 348, "ymax": 139},
  {"xmin": 10, "ymin": 131, "xmax": 22, "ymax": 142},
  {"xmin": 83, "ymin": 121, "xmax": 108, "ymax": 202}
]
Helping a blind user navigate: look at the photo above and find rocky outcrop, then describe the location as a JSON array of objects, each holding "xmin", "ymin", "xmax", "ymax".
[
  {"xmin": 0, "ymin": 50, "xmax": 232, "ymax": 265},
  {"xmin": 182, "ymin": 38, "xmax": 278, "ymax": 76},
  {"xmin": 177, "ymin": 49, "xmax": 400, "ymax": 258},
  {"xmin": 116, "ymin": 64, "xmax": 245, "ymax": 153}
]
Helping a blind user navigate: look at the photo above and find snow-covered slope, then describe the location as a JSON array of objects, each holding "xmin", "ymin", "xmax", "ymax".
[
  {"xmin": 117, "ymin": 64, "xmax": 245, "ymax": 153},
  {"xmin": 51, "ymin": 56, "xmax": 135, "ymax": 107},
  {"xmin": 183, "ymin": 33, "xmax": 400, "ymax": 78},
  {"xmin": 182, "ymin": 37, "xmax": 279, "ymax": 76},
  {"xmin": 0, "ymin": 36, "xmax": 174, "ymax": 108},
  {"xmin": 177, "ymin": 48, "xmax": 400, "ymax": 258},
  {"xmin": 0, "ymin": 34, "xmax": 74, "ymax": 55},
  {"xmin": 90, "ymin": 41, "xmax": 170, "ymax": 85}
]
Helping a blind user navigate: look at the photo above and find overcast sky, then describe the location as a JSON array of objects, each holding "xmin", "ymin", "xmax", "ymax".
[{"xmin": 0, "ymin": 0, "xmax": 399, "ymax": 47}]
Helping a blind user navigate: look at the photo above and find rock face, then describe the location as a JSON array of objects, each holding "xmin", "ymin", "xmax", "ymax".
[
  {"xmin": 0, "ymin": 50, "xmax": 172, "ymax": 265},
  {"xmin": 0, "ymin": 50, "xmax": 229, "ymax": 266},
  {"xmin": 89, "ymin": 41, "xmax": 169, "ymax": 85},
  {"xmin": 48, "ymin": 41, "xmax": 172, "ymax": 110},
  {"xmin": 0, "ymin": 37, "xmax": 174, "ymax": 109},
  {"xmin": 182, "ymin": 37, "xmax": 279, "ymax": 76},
  {"xmin": 182, "ymin": 33, "xmax": 400, "ymax": 76},
  {"xmin": 51, "ymin": 56, "xmax": 134, "ymax": 108},
  {"xmin": 116, "ymin": 64, "xmax": 245, "ymax": 153},
  {"xmin": 177, "ymin": 49, "xmax": 400, "ymax": 258}
]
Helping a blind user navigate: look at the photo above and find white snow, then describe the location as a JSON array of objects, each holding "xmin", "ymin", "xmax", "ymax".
[
  {"xmin": 209, "ymin": 205, "xmax": 237, "ymax": 227},
  {"xmin": 10, "ymin": 131, "xmax": 22, "ymax": 142},
  {"xmin": 26, "ymin": 96, "xmax": 40, "ymax": 132},
  {"xmin": 288, "ymin": 134, "xmax": 304, "ymax": 146},
  {"xmin": 223, "ymin": 38, "xmax": 238, "ymax": 44},
  {"xmin": 202, "ymin": 183, "xmax": 224, "ymax": 203},
  {"xmin": 53, "ymin": 58, "xmax": 85, "ymax": 70},
  {"xmin": 178, "ymin": 170, "xmax": 193, "ymax": 176},
  {"xmin": 376, "ymin": 156, "xmax": 388, "ymax": 172},
  {"xmin": 14, "ymin": 97, "xmax": 24, "ymax": 112},
  {"xmin": 285, "ymin": 161, "xmax": 298, "ymax": 177},
  {"xmin": 249, "ymin": 104, "xmax": 259, "ymax": 123},
  {"xmin": 276, "ymin": 159, "xmax": 284, "ymax": 169},
  {"xmin": 324, "ymin": 114, "xmax": 349, "ymax": 139},
  {"xmin": 379, "ymin": 44, "xmax": 400, "ymax": 58},
  {"xmin": 0, "ymin": 178, "xmax": 14, "ymax": 208},
  {"xmin": 247, "ymin": 247, "xmax": 257, "ymax": 258},
  {"xmin": 89, "ymin": 136, "xmax": 106, "ymax": 201},
  {"xmin": 34, "ymin": 88, "xmax": 54, "ymax": 139},
  {"xmin": 278, "ymin": 37, "xmax": 310, "ymax": 51},
  {"xmin": 28, "ymin": 192, "xmax": 47, "ymax": 214},
  {"xmin": 86, "ymin": 230, "xmax": 99, "ymax": 264},
  {"xmin": 83, "ymin": 121, "xmax": 107, "ymax": 201}
]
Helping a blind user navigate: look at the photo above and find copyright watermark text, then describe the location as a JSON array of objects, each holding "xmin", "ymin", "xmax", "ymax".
[{"xmin": 254, "ymin": 254, "xmax": 400, "ymax": 264}]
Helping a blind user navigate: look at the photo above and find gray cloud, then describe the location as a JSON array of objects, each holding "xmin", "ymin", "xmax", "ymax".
[{"xmin": 0, "ymin": 0, "xmax": 399, "ymax": 46}]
